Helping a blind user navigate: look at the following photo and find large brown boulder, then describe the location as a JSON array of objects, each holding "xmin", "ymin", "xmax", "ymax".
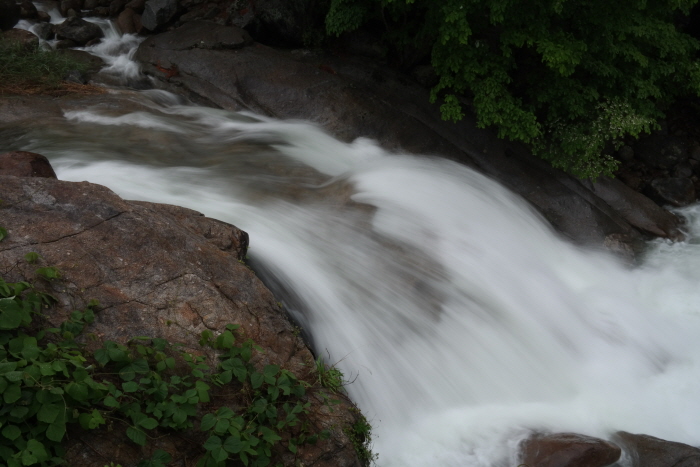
[
  {"xmin": 614, "ymin": 432, "xmax": 700, "ymax": 467},
  {"xmin": 519, "ymin": 432, "xmax": 622, "ymax": 467},
  {"xmin": 0, "ymin": 151, "xmax": 57, "ymax": 178},
  {"xmin": 134, "ymin": 21, "xmax": 682, "ymax": 252},
  {"xmin": 0, "ymin": 161, "xmax": 363, "ymax": 466}
]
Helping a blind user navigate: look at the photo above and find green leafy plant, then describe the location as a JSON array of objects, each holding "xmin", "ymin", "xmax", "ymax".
[
  {"xmin": 0, "ymin": 39, "xmax": 90, "ymax": 94},
  {"xmin": 24, "ymin": 252, "xmax": 40, "ymax": 264},
  {"xmin": 197, "ymin": 326, "xmax": 332, "ymax": 467},
  {"xmin": 346, "ymin": 413, "xmax": 377, "ymax": 466},
  {"xmin": 0, "ymin": 229, "xmax": 369, "ymax": 466},
  {"xmin": 325, "ymin": 0, "xmax": 700, "ymax": 179},
  {"xmin": 315, "ymin": 356, "xmax": 345, "ymax": 394}
]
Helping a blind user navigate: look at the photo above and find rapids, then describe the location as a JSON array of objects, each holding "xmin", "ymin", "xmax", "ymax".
[{"xmin": 4, "ymin": 18, "xmax": 700, "ymax": 467}]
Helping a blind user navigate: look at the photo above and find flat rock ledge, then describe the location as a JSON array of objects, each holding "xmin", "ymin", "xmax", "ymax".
[{"xmin": 0, "ymin": 152, "xmax": 363, "ymax": 467}]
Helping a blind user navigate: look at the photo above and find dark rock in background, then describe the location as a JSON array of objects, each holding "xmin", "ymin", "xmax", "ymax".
[
  {"xmin": 0, "ymin": 0, "xmax": 21, "ymax": 30},
  {"xmin": 55, "ymin": 16, "xmax": 104, "ymax": 45}
]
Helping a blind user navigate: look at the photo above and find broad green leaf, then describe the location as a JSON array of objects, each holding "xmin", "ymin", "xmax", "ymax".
[
  {"xmin": 46, "ymin": 421, "xmax": 66, "ymax": 442},
  {"xmin": 223, "ymin": 434, "xmax": 243, "ymax": 454},
  {"xmin": 4, "ymin": 371, "xmax": 23, "ymax": 382},
  {"xmin": 0, "ymin": 361, "xmax": 17, "ymax": 374},
  {"xmin": 214, "ymin": 418, "xmax": 230, "ymax": 434},
  {"xmin": 25, "ymin": 439, "xmax": 48, "ymax": 463},
  {"xmin": 200, "ymin": 413, "xmax": 217, "ymax": 432},
  {"xmin": 126, "ymin": 426, "xmax": 147, "ymax": 446},
  {"xmin": 9, "ymin": 406, "xmax": 29, "ymax": 418},
  {"xmin": 1, "ymin": 424, "xmax": 21, "ymax": 440},
  {"xmin": 122, "ymin": 381, "xmax": 140, "ymax": 393},
  {"xmin": 37, "ymin": 403, "xmax": 62, "ymax": 423},
  {"xmin": 138, "ymin": 418, "xmax": 159, "ymax": 430},
  {"xmin": 103, "ymin": 396, "xmax": 120, "ymax": 407},
  {"xmin": 211, "ymin": 446, "xmax": 228, "ymax": 463},
  {"xmin": 263, "ymin": 365, "xmax": 279, "ymax": 379},
  {"xmin": 4, "ymin": 382, "xmax": 21, "ymax": 403},
  {"xmin": 66, "ymin": 382, "xmax": 88, "ymax": 402},
  {"xmin": 250, "ymin": 371, "xmax": 264, "ymax": 389},
  {"xmin": 0, "ymin": 300, "xmax": 24, "ymax": 329},
  {"xmin": 203, "ymin": 435, "xmax": 222, "ymax": 451}
]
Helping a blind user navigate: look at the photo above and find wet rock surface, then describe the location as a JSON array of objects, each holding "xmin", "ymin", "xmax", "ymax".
[
  {"xmin": 0, "ymin": 151, "xmax": 57, "ymax": 178},
  {"xmin": 614, "ymin": 432, "xmax": 700, "ymax": 467},
  {"xmin": 519, "ymin": 432, "xmax": 622, "ymax": 467}
]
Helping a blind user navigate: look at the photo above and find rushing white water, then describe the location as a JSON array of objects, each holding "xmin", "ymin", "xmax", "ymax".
[
  {"xmin": 4, "ymin": 94, "xmax": 700, "ymax": 466},
  {"xmin": 5, "ymin": 16, "xmax": 700, "ymax": 465}
]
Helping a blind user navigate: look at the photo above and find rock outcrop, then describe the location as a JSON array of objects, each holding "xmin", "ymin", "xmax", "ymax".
[
  {"xmin": 519, "ymin": 432, "xmax": 622, "ymax": 467},
  {"xmin": 614, "ymin": 432, "xmax": 700, "ymax": 467},
  {"xmin": 133, "ymin": 21, "xmax": 682, "ymax": 255},
  {"xmin": 519, "ymin": 431, "xmax": 700, "ymax": 467},
  {"xmin": 0, "ymin": 154, "xmax": 363, "ymax": 467}
]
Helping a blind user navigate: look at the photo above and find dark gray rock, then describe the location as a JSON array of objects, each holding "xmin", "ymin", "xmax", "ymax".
[
  {"xmin": 141, "ymin": 0, "xmax": 179, "ymax": 31},
  {"xmin": 34, "ymin": 22, "xmax": 55, "ymax": 40},
  {"xmin": 116, "ymin": 7, "xmax": 142, "ymax": 34},
  {"xmin": 634, "ymin": 134, "xmax": 690, "ymax": 169},
  {"xmin": 674, "ymin": 161, "xmax": 694, "ymax": 178},
  {"xmin": 617, "ymin": 144, "xmax": 635, "ymax": 162},
  {"xmin": 245, "ymin": 0, "xmax": 325, "ymax": 46},
  {"xmin": 59, "ymin": 0, "xmax": 82, "ymax": 16},
  {"xmin": 55, "ymin": 17, "xmax": 104, "ymax": 46},
  {"xmin": 36, "ymin": 10, "xmax": 51, "ymax": 21},
  {"xmin": 647, "ymin": 177, "xmax": 696, "ymax": 207},
  {"xmin": 0, "ymin": 0, "xmax": 21, "ymax": 30},
  {"xmin": 109, "ymin": 0, "xmax": 127, "ymax": 16},
  {"xmin": 19, "ymin": 0, "xmax": 37, "ymax": 18},
  {"xmin": 614, "ymin": 432, "xmax": 700, "ymax": 467},
  {"xmin": 125, "ymin": 0, "xmax": 145, "ymax": 12}
]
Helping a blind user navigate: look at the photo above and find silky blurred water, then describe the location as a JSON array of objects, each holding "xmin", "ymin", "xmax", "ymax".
[
  {"xmin": 3, "ymin": 93, "xmax": 700, "ymax": 466},
  {"xmin": 3, "ymin": 20, "xmax": 700, "ymax": 466}
]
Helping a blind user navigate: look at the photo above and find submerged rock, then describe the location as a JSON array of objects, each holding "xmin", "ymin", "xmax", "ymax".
[
  {"xmin": 614, "ymin": 432, "xmax": 700, "ymax": 467},
  {"xmin": 519, "ymin": 432, "xmax": 622, "ymax": 467}
]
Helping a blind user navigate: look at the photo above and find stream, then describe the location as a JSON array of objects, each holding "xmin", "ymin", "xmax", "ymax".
[{"xmin": 4, "ymin": 16, "xmax": 700, "ymax": 467}]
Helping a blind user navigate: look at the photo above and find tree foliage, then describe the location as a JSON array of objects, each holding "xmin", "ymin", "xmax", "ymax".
[{"xmin": 326, "ymin": 0, "xmax": 700, "ymax": 178}]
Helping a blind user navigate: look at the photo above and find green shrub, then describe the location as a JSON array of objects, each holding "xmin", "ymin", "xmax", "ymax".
[
  {"xmin": 0, "ymin": 39, "xmax": 89, "ymax": 92},
  {"xmin": 326, "ymin": 0, "xmax": 700, "ymax": 179}
]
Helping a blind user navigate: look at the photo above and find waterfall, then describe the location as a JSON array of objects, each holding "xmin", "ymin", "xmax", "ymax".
[{"xmin": 4, "ymin": 17, "xmax": 700, "ymax": 466}]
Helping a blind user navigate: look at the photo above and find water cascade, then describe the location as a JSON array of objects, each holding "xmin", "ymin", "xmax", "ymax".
[{"xmin": 3, "ymin": 21, "xmax": 700, "ymax": 467}]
